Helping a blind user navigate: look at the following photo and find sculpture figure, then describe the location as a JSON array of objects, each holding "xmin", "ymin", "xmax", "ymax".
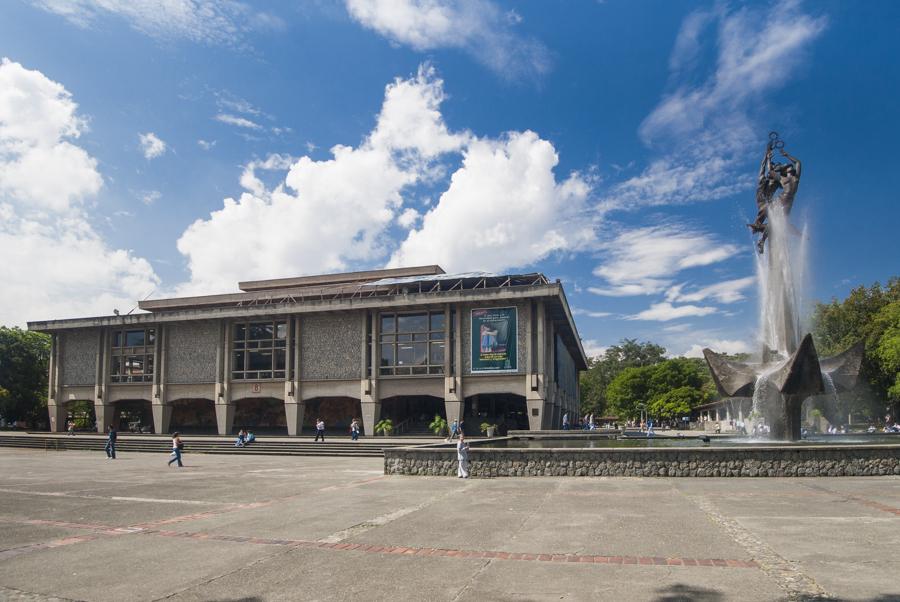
[{"xmin": 747, "ymin": 132, "xmax": 802, "ymax": 254}]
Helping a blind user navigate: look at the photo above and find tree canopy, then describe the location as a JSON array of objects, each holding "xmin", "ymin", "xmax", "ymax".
[
  {"xmin": 0, "ymin": 327, "xmax": 51, "ymax": 426},
  {"xmin": 579, "ymin": 339, "xmax": 666, "ymax": 416},
  {"xmin": 812, "ymin": 277, "xmax": 900, "ymax": 419},
  {"xmin": 604, "ymin": 356, "xmax": 713, "ymax": 420}
]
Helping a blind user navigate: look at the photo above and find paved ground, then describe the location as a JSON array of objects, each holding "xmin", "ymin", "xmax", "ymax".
[{"xmin": 0, "ymin": 449, "xmax": 897, "ymax": 602}]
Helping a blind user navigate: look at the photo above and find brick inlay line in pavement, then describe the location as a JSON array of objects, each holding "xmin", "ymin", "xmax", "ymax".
[
  {"xmin": 0, "ymin": 516, "xmax": 758, "ymax": 570},
  {"xmin": 799, "ymin": 482, "xmax": 900, "ymax": 516}
]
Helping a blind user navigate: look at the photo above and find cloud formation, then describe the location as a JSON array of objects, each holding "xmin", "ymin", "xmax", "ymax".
[
  {"xmin": 601, "ymin": 3, "xmax": 826, "ymax": 212},
  {"xmin": 0, "ymin": 58, "xmax": 158, "ymax": 325},
  {"xmin": 33, "ymin": 0, "xmax": 284, "ymax": 47},
  {"xmin": 138, "ymin": 131, "xmax": 166, "ymax": 159},
  {"xmin": 345, "ymin": 0, "xmax": 549, "ymax": 79},
  {"xmin": 177, "ymin": 64, "xmax": 591, "ymax": 293},
  {"xmin": 590, "ymin": 224, "xmax": 740, "ymax": 298}
]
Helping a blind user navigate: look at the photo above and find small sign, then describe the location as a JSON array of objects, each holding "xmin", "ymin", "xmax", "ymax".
[{"xmin": 251, "ymin": 383, "xmax": 261, "ymax": 393}]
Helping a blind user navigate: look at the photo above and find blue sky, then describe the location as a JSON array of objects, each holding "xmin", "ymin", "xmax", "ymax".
[{"xmin": 1, "ymin": 0, "xmax": 898, "ymax": 358}]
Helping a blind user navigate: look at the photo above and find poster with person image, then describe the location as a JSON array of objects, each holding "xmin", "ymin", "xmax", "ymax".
[{"xmin": 471, "ymin": 307, "xmax": 517, "ymax": 372}]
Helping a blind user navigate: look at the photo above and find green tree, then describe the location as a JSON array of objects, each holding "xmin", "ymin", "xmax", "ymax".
[
  {"xmin": 580, "ymin": 339, "xmax": 666, "ymax": 416},
  {"xmin": 605, "ymin": 357, "xmax": 712, "ymax": 421},
  {"xmin": 649, "ymin": 386, "xmax": 705, "ymax": 420},
  {"xmin": 0, "ymin": 327, "xmax": 51, "ymax": 426},
  {"xmin": 812, "ymin": 278, "xmax": 900, "ymax": 420}
]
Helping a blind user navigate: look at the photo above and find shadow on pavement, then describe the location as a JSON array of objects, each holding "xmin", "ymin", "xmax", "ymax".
[{"xmin": 653, "ymin": 583, "xmax": 724, "ymax": 602}]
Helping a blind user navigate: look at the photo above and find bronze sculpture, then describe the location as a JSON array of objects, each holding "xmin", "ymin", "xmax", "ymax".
[
  {"xmin": 747, "ymin": 132, "xmax": 802, "ymax": 254},
  {"xmin": 703, "ymin": 132, "xmax": 861, "ymax": 441}
]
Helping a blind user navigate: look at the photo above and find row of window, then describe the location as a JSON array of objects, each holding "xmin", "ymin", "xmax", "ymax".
[{"xmin": 107, "ymin": 313, "xmax": 456, "ymax": 383}]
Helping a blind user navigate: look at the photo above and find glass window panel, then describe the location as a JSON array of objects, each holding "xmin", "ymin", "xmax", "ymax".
[
  {"xmin": 234, "ymin": 341, "xmax": 245, "ymax": 350},
  {"xmin": 395, "ymin": 367, "xmax": 412, "ymax": 375},
  {"xmin": 276, "ymin": 322, "xmax": 287, "ymax": 339},
  {"xmin": 234, "ymin": 323, "xmax": 246, "ymax": 341},
  {"xmin": 398, "ymin": 314, "xmax": 428, "ymax": 333},
  {"xmin": 431, "ymin": 332, "xmax": 445, "ymax": 341},
  {"xmin": 126, "ymin": 355, "xmax": 144, "ymax": 374},
  {"xmin": 232, "ymin": 373, "xmax": 244, "ymax": 380},
  {"xmin": 111, "ymin": 356, "xmax": 122, "ymax": 375},
  {"xmin": 379, "ymin": 367, "xmax": 393, "ymax": 376},
  {"xmin": 232, "ymin": 351, "xmax": 244, "ymax": 371},
  {"xmin": 246, "ymin": 341, "xmax": 259, "ymax": 349},
  {"xmin": 249, "ymin": 323, "xmax": 273, "ymax": 340},
  {"xmin": 429, "ymin": 366, "xmax": 444, "ymax": 375},
  {"xmin": 380, "ymin": 315, "xmax": 395, "ymax": 333},
  {"xmin": 275, "ymin": 349, "xmax": 286, "ymax": 370},
  {"xmin": 125, "ymin": 330, "xmax": 145, "ymax": 347},
  {"xmin": 112, "ymin": 332, "xmax": 121, "ymax": 348},
  {"xmin": 259, "ymin": 371, "xmax": 272, "ymax": 379},
  {"xmin": 397, "ymin": 343, "xmax": 415, "ymax": 366},
  {"xmin": 146, "ymin": 355, "xmax": 154, "ymax": 375},
  {"xmin": 413, "ymin": 333, "xmax": 428, "ymax": 341},
  {"xmin": 148, "ymin": 329, "xmax": 156, "ymax": 345},
  {"xmin": 248, "ymin": 350, "xmax": 272, "ymax": 371},
  {"xmin": 412, "ymin": 366, "xmax": 428, "ymax": 375},
  {"xmin": 274, "ymin": 339, "xmax": 286, "ymax": 347},
  {"xmin": 412, "ymin": 342, "xmax": 427, "ymax": 366},
  {"xmin": 430, "ymin": 342, "xmax": 445, "ymax": 365},
  {"xmin": 379, "ymin": 334, "xmax": 395, "ymax": 343},
  {"xmin": 397, "ymin": 334, "xmax": 412, "ymax": 342},
  {"xmin": 274, "ymin": 371, "xmax": 285, "ymax": 379},
  {"xmin": 380, "ymin": 344, "xmax": 394, "ymax": 367},
  {"xmin": 430, "ymin": 313, "xmax": 445, "ymax": 331}
]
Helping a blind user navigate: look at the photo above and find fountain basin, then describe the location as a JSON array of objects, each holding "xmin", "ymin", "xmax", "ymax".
[{"xmin": 383, "ymin": 435, "xmax": 900, "ymax": 477}]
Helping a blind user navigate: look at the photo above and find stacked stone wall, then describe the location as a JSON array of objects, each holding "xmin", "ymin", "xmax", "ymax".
[
  {"xmin": 384, "ymin": 446, "xmax": 900, "ymax": 478},
  {"xmin": 300, "ymin": 313, "xmax": 361, "ymax": 380},
  {"xmin": 60, "ymin": 330, "xmax": 97, "ymax": 386}
]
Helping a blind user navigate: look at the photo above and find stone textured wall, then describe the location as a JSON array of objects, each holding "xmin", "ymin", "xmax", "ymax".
[
  {"xmin": 384, "ymin": 446, "xmax": 900, "ymax": 478},
  {"xmin": 167, "ymin": 321, "xmax": 219, "ymax": 384},
  {"xmin": 462, "ymin": 303, "xmax": 527, "ymax": 375},
  {"xmin": 301, "ymin": 312, "xmax": 362, "ymax": 380},
  {"xmin": 60, "ymin": 329, "xmax": 98, "ymax": 386}
]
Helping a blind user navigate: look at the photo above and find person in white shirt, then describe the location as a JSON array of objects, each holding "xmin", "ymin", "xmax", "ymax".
[
  {"xmin": 314, "ymin": 418, "xmax": 326, "ymax": 442},
  {"xmin": 457, "ymin": 434, "xmax": 470, "ymax": 478}
]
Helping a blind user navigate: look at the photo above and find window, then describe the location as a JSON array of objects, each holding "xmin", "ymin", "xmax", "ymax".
[
  {"xmin": 110, "ymin": 328, "xmax": 155, "ymax": 383},
  {"xmin": 379, "ymin": 311, "xmax": 445, "ymax": 376},
  {"xmin": 232, "ymin": 320, "xmax": 287, "ymax": 380}
]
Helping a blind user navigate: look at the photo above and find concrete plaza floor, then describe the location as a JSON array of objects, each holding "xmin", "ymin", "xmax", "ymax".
[{"xmin": 0, "ymin": 449, "xmax": 897, "ymax": 602}]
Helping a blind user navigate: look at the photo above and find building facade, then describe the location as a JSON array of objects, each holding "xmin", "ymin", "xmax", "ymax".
[{"xmin": 29, "ymin": 266, "xmax": 587, "ymax": 437}]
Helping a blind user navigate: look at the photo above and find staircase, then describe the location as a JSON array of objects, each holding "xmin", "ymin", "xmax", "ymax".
[{"xmin": 0, "ymin": 434, "xmax": 415, "ymax": 458}]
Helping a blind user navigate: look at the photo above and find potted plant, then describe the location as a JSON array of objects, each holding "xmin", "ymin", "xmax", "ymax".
[
  {"xmin": 428, "ymin": 415, "xmax": 448, "ymax": 436},
  {"xmin": 374, "ymin": 418, "xmax": 394, "ymax": 437},
  {"xmin": 480, "ymin": 422, "xmax": 498, "ymax": 438}
]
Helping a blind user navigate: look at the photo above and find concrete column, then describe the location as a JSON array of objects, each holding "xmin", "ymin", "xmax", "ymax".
[
  {"xmin": 360, "ymin": 401, "xmax": 381, "ymax": 437},
  {"xmin": 444, "ymin": 400, "xmax": 462, "ymax": 425},
  {"xmin": 284, "ymin": 401, "xmax": 305, "ymax": 436},
  {"xmin": 94, "ymin": 402, "xmax": 114, "ymax": 432},
  {"xmin": 216, "ymin": 403, "xmax": 235, "ymax": 435},
  {"xmin": 152, "ymin": 403, "xmax": 172, "ymax": 435},
  {"xmin": 48, "ymin": 403, "xmax": 66, "ymax": 433},
  {"xmin": 526, "ymin": 397, "xmax": 548, "ymax": 431}
]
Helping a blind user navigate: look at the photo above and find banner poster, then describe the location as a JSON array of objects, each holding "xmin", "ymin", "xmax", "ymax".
[{"xmin": 471, "ymin": 307, "xmax": 518, "ymax": 373}]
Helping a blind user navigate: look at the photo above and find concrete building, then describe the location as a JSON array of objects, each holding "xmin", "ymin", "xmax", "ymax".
[{"xmin": 29, "ymin": 266, "xmax": 586, "ymax": 437}]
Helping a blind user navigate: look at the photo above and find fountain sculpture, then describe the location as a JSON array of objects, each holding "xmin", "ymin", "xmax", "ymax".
[{"xmin": 703, "ymin": 133, "xmax": 862, "ymax": 440}]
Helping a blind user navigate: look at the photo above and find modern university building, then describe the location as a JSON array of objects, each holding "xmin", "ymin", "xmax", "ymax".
[{"xmin": 29, "ymin": 266, "xmax": 586, "ymax": 437}]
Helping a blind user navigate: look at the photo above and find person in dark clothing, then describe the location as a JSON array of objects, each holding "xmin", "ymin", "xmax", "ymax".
[{"xmin": 105, "ymin": 426, "xmax": 117, "ymax": 459}]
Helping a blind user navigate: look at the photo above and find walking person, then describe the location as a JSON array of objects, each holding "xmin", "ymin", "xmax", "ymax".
[
  {"xmin": 562, "ymin": 412, "xmax": 570, "ymax": 430},
  {"xmin": 314, "ymin": 418, "xmax": 325, "ymax": 442},
  {"xmin": 167, "ymin": 432, "xmax": 184, "ymax": 467},
  {"xmin": 350, "ymin": 418, "xmax": 360, "ymax": 441},
  {"xmin": 456, "ymin": 433, "xmax": 470, "ymax": 479},
  {"xmin": 67, "ymin": 420, "xmax": 75, "ymax": 436},
  {"xmin": 447, "ymin": 419, "xmax": 459, "ymax": 442},
  {"xmin": 105, "ymin": 425, "xmax": 117, "ymax": 459}
]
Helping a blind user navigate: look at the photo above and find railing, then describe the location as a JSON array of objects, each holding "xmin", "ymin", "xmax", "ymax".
[{"xmin": 392, "ymin": 417, "xmax": 412, "ymax": 435}]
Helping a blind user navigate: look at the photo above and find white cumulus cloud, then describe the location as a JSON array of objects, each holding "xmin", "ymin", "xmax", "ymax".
[
  {"xmin": 215, "ymin": 113, "xmax": 262, "ymax": 130},
  {"xmin": 0, "ymin": 58, "xmax": 159, "ymax": 326},
  {"xmin": 345, "ymin": 0, "xmax": 549, "ymax": 79},
  {"xmin": 683, "ymin": 338, "xmax": 752, "ymax": 359},
  {"xmin": 138, "ymin": 131, "xmax": 166, "ymax": 159},
  {"xmin": 389, "ymin": 131, "xmax": 594, "ymax": 273},
  {"xmin": 628, "ymin": 302, "xmax": 718, "ymax": 322}
]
